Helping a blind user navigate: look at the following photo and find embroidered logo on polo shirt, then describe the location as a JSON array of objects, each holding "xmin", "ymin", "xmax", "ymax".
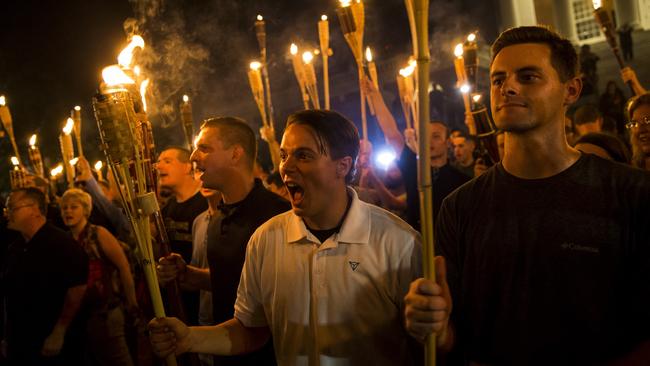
[{"xmin": 349, "ymin": 261, "xmax": 360, "ymax": 271}]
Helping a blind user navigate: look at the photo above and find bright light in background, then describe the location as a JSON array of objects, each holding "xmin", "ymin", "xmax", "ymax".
[
  {"xmin": 365, "ymin": 47, "xmax": 373, "ymax": 62},
  {"xmin": 250, "ymin": 61, "xmax": 262, "ymax": 70},
  {"xmin": 69, "ymin": 157, "xmax": 79, "ymax": 166},
  {"xmin": 454, "ymin": 43, "xmax": 464, "ymax": 57},
  {"xmin": 375, "ymin": 150, "xmax": 396, "ymax": 170},
  {"xmin": 140, "ymin": 79, "xmax": 150, "ymax": 112},
  {"xmin": 63, "ymin": 118, "xmax": 74, "ymax": 134},
  {"xmin": 0, "ymin": 95, "xmax": 5, "ymax": 106},
  {"xmin": 302, "ymin": 51, "xmax": 314, "ymax": 64},
  {"xmin": 290, "ymin": 43, "xmax": 298, "ymax": 55},
  {"xmin": 592, "ymin": 0, "xmax": 602, "ymax": 9},
  {"xmin": 102, "ymin": 65, "xmax": 135, "ymax": 86},
  {"xmin": 460, "ymin": 83, "xmax": 471, "ymax": 94},
  {"xmin": 94, "ymin": 160, "xmax": 103, "ymax": 171},
  {"xmin": 117, "ymin": 35, "xmax": 145, "ymax": 68},
  {"xmin": 339, "ymin": 0, "xmax": 352, "ymax": 7},
  {"xmin": 472, "ymin": 94, "xmax": 482, "ymax": 102},
  {"xmin": 257, "ymin": 14, "xmax": 263, "ymax": 21},
  {"xmin": 51, "ymin": 164, "xmax": 63, "ymax": 177},
  {"xmin": 467, "ymin": 33, "xmax": 476, "ymax": 42},
  {"xmin": 29, "ymin": 134, "xmax": 37, "ymax": 147},
  {"xmin": 183, "ymin": 95, "xmax": 189, "ymax": 103},
  {"xmin": 321, "ymin": 15, "xmax": 328, "ymax": 21},
  {"xmin": 10, "ymin": 156, "xmax": 19, "ymax": 166}
]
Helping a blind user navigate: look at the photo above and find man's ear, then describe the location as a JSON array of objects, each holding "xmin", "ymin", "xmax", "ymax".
[
  {"xmin": 336, "ymin": 156, "xmax": 353, "ymax": 180},
  {"xmin": 231, "ymin": 145, "xmax": 244, "ymax": 166},
  {"xmin": 564, "ymin": 76, "xmax": 582, "ymax": 106}
]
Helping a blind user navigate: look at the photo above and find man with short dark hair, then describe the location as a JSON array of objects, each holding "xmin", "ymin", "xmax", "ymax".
[
  {"xmin": 1, "ymin": 188, "xmax": 88, "ymax": 364},
  {"xmin": 405, "ymin": 26, "xmax": 650, "ymax": 364},
  {"xmin": 451, "ymin": 134, "xmax": 477, "ymax": 177},
  {"xmin": 573, "ymin": 103, "xmax": 603, "ymax": 136},
  {"xmin": 150, "ymin": 110, "xmax": 422, "ymax": 365}
]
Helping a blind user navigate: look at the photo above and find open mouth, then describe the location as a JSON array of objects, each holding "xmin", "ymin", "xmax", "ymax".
[
  {"xmin": 639, "ymin": 133, "xmax": 649, "ymax": 144},
  {"xmin": 284, "ymin": 181, "xmax": 305, "ymax": 205}
]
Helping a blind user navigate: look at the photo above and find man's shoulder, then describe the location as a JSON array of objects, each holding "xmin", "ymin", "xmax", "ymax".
[{"xmin": 366, "ymin": 202, "xmax": 420, "ymax": 239}]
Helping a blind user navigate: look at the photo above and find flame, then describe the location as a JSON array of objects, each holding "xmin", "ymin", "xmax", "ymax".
[
  {"xmin": 409, "ymin": 58, "xmax": 417, "ymax": 68},
  {"xmin": 365, "ymin": 47, "xmax": 373, "ymax": 62},
  {"xmin": 257, "ymin": 14, "xmax": 263, "ymax": 21},
  {"xmin": 399, "ymin": 66, "xmax": 414, "ymax": 78},
  {"xmin": 592, "ymin": 0, "xmax": 602, "ymax": 9},
  {"xmin": 321, "ymin": 15, "xmax": 328, "ymax": 21},
  {"xmin": 183, "ymin": 95, "xmax": 189, "ymax": 103},
  {"xmin": 29, "ymin": 134, "xmax": 37, "ymax": 147},
  {"xmin": 63, "ymin": 118, "xmax": 74, "ymax": 135},
  {"xmin": 454, "ymin": 43, "xmax": 464, "ymax": 57},
  {"xmin": 290, "ymin": 43, "xmax": 298, "ymax": 55},
  {"xmin": 74, "ymin": 105, "xmax": 81, "ymax": 111},
  {"xmin": 250, "ymin": 61, "xmax": 262, "ymax": 71},
  {"xmin": 460, "ymin": 83, "xmax": 471, "ymax": 94},
  {"xmin": 117, "ymin": 35, "xmax": 145, "ymax": 68},
  {"xmin": 140, "ymin": 79, "xmax": 150, "ymax": 112},
  {"xmin": 472, "ymin": 94, "xmax": 482, "ymax": 102},
  {"xmin": 133, "ymin": 65, "xmax": 141, "ymax": 76},
  {"xmin": 10, "ymin": 156, "xmax": 19, "ymax": 166},
  {"xmin": 0, "ymin": 95, "xmax": 5, "ymax": 106},
  {"xmin": 340, "ymin": 0, "xmax": 351, "ymax": 7},
  {"xmin": 51, "ymin": 164, "xmax": 64, "ymax": 177},
  {"xmin": 94, "ymin": 160, "xmax": 103, "ymax": 171},
  {"xmin": 69, "ymin": 157, "xmax": 79, "ymax": 166},
  {"xmin": 314, "ymin": 49, "xmax": 320, "ymax": 55},
  {"xmin": 102, "ymin": 65, "xmax": 135, "ymax": 86},
  {"xmin": 302, "ymin": 51, "xmax": 314, "ymax": 64},
  {"xmin": 467, "ymin": 33, "xmax": 476, "ymax": 42}
]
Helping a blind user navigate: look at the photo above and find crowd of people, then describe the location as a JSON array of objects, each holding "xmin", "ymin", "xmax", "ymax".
[{"xmin": 1, "ymin": 25, "xmax": 649, "ymax": 366}]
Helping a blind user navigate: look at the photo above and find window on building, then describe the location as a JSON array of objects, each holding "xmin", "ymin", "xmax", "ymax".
[{"xmin": 572, "ymin": 0, "xmax": 603, "ymax": 42}]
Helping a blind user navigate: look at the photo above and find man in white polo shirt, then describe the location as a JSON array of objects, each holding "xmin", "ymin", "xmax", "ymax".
[{"xmin": 149, "ymin": 110, "xmax": 422, "ymax": 365}]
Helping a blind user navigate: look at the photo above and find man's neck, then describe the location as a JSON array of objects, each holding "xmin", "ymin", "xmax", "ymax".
[
  {"xmin": 21, "ymin": 217, "xmax": 46, "ymax": 242},
  {"xmin": 207, "ymin": 194, "xmax": 221, "ymax": 216},
  {"xmin": 173, "ymin": 179, "xmax": 202, "ymax": 203},
  {"xmin": 502, "ymin": 126, "xmax": 581, "ymax": 179},
  {"xmin": 457, "ymin": 156, "xmax": 475, "ymax": 168},
  {"xmin": 220, "ymin": 171, "xmax": 256, "ymax": 205},
  {"xmin": 430, "ymin": 154, "xmax": 448, "ymax": 169},
  {"xmin": 303, "ymin": 186, "xmax": 349, "ymax": 230}
]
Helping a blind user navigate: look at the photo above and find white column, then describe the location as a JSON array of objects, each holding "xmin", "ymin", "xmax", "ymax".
[
  {"xmin": 614, "ymin": 0, "xmax": 640, "ymax": 26},
  {"xmin": 555, "ymin": 0, "xmax": 579, "ymax": 43},
  {"xmin": 498, "ymin": 0, "xmax": 537, "ymax": 30}
]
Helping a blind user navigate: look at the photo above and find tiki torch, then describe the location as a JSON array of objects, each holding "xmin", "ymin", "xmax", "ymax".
[
  {"xmin": 248, "ymin": 61, "xmax": 269, "ymax": 127},
  {"xmin": 337, "ymin": 0, "xmax": 368, "ymax": 140},
  {"xmin": 28, "ymin": 134, "xmax": 45, "ymax": 177},
  {"xmin": 290, "ymin": 44, "xmax": 310, "ymax": 109},
  {"xmin": 50, "ymin": 164, "xmax": 63, "ymax": 196},
  {"xmin": 0, "ymin": 95, "xmax": 23, "ymax": 165},
  {"xmin": 302, "ymin": 51, "xmax": 321, "ymax": 109},
  {"xmin": 9, "ymin": 156, "xmax": 27, "ymax": 189},
  {"xmin": 399, "ymin": 64, "xmax": 417, "ymax": 131},
  {"xmin": 365, "ymin": 47, "xmax": 379, "ymax": 116},
  {"xmin": 94, "ymin": 160, "xmax": 104, "ymax": 181},
  {"xmin": 60, "ymin": 118, "xmax": 76, "ymax": 186},
  {"xmin": 180, "ymin": 95, "xmax": 194, "ymax": 150},
  {"xmin": 318, "ymin": 15, "xmax": 331, "ymax": 109},
  {"xmin": 71, "ymin": 106, "xmax": 84, "ymax": 157},
  {"xmin": 255, "ymin": 15, "xmax": 276, "ymax": 129},
  {"xmin": 592, "ymin": 0, "xmax": 636, "ymax": 94},
  {"xmin": 453, "ymin": 43, "xmax": 476, "ymax": 135}
]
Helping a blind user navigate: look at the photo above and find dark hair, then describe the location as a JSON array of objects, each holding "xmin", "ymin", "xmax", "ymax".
[
  {"xmin": 573, "ymin": 104, "xmax": 602, "ymax": 125},
  {"xmin": 431, "ymin": 121, "xmax": 450, "ymax": 139},
  {"xmin": 11, "ymin": 187, "xmax": 47, "ymax": 215},
  {"xmin": 575, "ymin": 132, "xmax": 631, "ymax": 163},
  {"xmin": 200, "ymin": 117, "xmax": 257, "ymax": 169},
  {"xmin": 286, "ymin": 110, "xmax": 360, "ymax": 183},
  {"xmin": 162, "ymin": 146, "xmax": 191, "ymax": 163},
  {"xmin": 265, "ymin": 171, "xmax": 284, "ymax": 188},
  {"xmin": 491, "ymin": 26, "xmax": 578, "ymax": 82}
]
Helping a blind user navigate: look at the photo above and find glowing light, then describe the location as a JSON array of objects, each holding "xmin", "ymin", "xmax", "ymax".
[
  {"xmin": 454, "ymin": 43, "xmax": 464, "ymax": 57},
  {"xmin": 399, "ymin": 64, "xmax": 415, "ymax": 77},
  {"xmin": 10, "ymin": 156, "xmax": 19, "ymax": 166},
  {"xmin": 69, "ymin": 157, "xmax": 79, "ymax": 166},
  {"xmin": 250, "ymin": 61, "xmax": 262, "ymax": 71},
  {"xmin": 592, "ymin": 0, "xmax": 602, "ymax": 9},
  {"xmin": 74, "ymin": 105, "xmax": 81, "ymax": 111},
  {"xmin": 313, "ymin": 49, "xmax": 320, "ymax": 55},
  {"xmin": 375, "ymin": 150, "xmax": 396, "ymax": 170},
  {"xmin": 472, "ymin": 94, "xmax": 482, "ymax": 102},
  {"xmin": 140, "ymin": 79, "xmax": 150, "ymax": 112},
  {"xmin": 340, "ymin": 0, "xmax": 352, "ymax": 7},
  {"xmin": 51, "ymin": 164, "xmax": 64, "ymax": 177},
  {"xmin": 117, "ymin": 35, "xmax": 145, "ymax": 68},
  {"xmin": 365, "ymin": 47, "xmax": 373, "ymax": 62},
  {"xmin": 302, "ymin": 51, "xmax": 314, "ymax": 64},
  {"xmin": 0, "ymin": 95, "xmax": 5, "ymax": 106},
  {"xmin": 408, "ymin": 58, "xmax": 417, "ymax": 68},
  {"xmin": 102, "ymin": 65, "xmax": 135, "ymax": 86},
  {"xmin": 467, "ymin": 33, "xmax": 476, "ymax": 42},
  {"xmin": 29, "ymin": 134, "xmax": 37, "ymax": 147},
  {"xmin": 94, "ymin": 160, "xmax": 103, "ymax": 171},
  {"xmin": 321, "ymin": 15, "xmax": 328, "ymax": 21},
  {"xmin": 290, "ymin": 43, "xmax": 298, "ymax": 55},
  {"xmin": 183, "ymin": 95, "xmax": 189, "ymax": 103},
  {"xmin": 460, "ymin": 84, "xmax": 471, "ymax": 94},
  {"xmin": 133, "ymin": 65, "xmax": 141, "ymax": 76},
  {"xmin": 257, "ymin": 14, "xmax": 263, "ymax": 21},
  {"xmin": 63, "ymin": 118, "xmax": 74, "ymax": 135}
]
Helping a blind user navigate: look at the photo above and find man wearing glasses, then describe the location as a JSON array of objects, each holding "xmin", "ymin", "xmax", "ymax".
[{"xmin": 1, "ymin": 188, "xmax": 88, "ymax": 365}]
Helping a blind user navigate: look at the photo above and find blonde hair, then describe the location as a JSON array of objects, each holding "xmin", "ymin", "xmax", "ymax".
[{"xmin": 61, "ymin": 188, "xmax": 93, "ymax": 218}]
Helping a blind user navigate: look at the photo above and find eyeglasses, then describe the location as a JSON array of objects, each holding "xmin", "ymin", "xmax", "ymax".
[
  {"xmin": 3, "ymin": 203, "xmax": 35, "ymax": 216},
  {"xmin": 625, "ymin": 116, "xmax": 650, "ymax": 129}
]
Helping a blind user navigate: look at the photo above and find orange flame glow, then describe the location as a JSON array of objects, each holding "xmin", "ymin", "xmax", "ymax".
[
  {"xmin": 102, "ymin": 65, "xmax": 135, "ymax": 86},
  {"xmin": 63, "ymin": 118, "xmax": 74, "ymax": 135},
  {"xmin": 117, "ymin": 35, "xmax": 145, "ymax": 68},
  {"xmin": 140, "ymin": 79, "xmax": 150, "ymax": 112}
]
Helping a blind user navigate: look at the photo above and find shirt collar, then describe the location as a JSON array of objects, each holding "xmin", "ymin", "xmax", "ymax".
[{"xmin": 286, "ymin": 187, "xmax": 370, "ymax": 246}]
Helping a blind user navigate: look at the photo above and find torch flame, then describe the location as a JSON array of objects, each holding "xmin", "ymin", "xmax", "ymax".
[
  {"xmin": 460, "ymin": 83, "xmax": 471, "ymax": 94},
  {"xmin": 117, "ymin": 35, "xmax": 145, "ymax": 69},
  {"xmin": 10, "ymin": 156, "xmax": 19, "ymax": 166},
  {"xmin": 302, "ymin": 51, "xmax": 314, "ymax": 64},
  {"xmin": 183, "ymin": 95, "xmax": 189, "ymax": 103},
  {"xmin": 365, "ymin": 47, "xmax": 373, "ymax": 62},
  {"xmin": 69, "ymin": 157, "xmax": 79, "ymax": 166},
  {"xmin": 340, "ymin": 0, "xmax": 352, "ymax": 7},
  {"xmin": 74, "ymin": 105, "xmax": 81, "ymax": 111},
  {"xmin": 467, "ymin": 33, "xmax": 476, "ymax": 42},
  {"xmin": 94, "ymin": 160, "xmax": 103, "ymax": 171},
  {"xmin": 257, "ymin": 14, "xmax": 263, "ymax": 21},
  {"xmin": 321, "ymin": 15, "xmax": 328, "ymax": 21},
  {"xmin": 250, "ymin": 61, "xmax": 262, "ymax": 71},
  {"xmin": 472, "ymin": 94, "xmax": 482, "ymax": 102},
  {"xmin": 399, "ymin": 66, "xmax": 415, "ymax": 78},
  {"xmin": 63, "ymin": 118, "xmax": 74, "ymax": 135},
  {"xmin": 133, "ymin": 65, "xmax": 141, "ymax": 76},
  {"xmin": 29, "ymin": 134, "xmax": 37, "ymax": 147},
  {"xmin": 140, "ymin": 79, "xmax": 150, "ymax": 112},
  {"xmin": 0, "ymin": 95, "xmax": 5, "ymax": 106},
  {"xmin": 592, "ymin": 0, "xmax": 602, "ymax": 9},
  {"xmin": 102, "ymin": 65, "xmax": 135, "ymax": 86},
  {"xmin": 454, "ymin": 43, "xmax": 464, "ymax": 57},
  {"xmin": 51, "ymin": 164, "xmax": 64, "ymax": 177},
  {"xmin": 290, "ymin": 43, "xmax": 298, "ymax": 55}
]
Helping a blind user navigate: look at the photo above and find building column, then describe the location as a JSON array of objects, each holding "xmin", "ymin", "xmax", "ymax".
[
  {"xmin": 614, "ymin": 0, "xmax": 640, "ymax": 27},
  {"xmin": 498, "ymin": 0, "xmax": 537, "ymax": 30},
  {"xmin": 555, "ymin": 0, "xmax": 579, "ymax": 43}
]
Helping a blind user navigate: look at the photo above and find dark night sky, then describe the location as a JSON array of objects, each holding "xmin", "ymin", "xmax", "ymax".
[{"xmin": 1, "ymin": 0, "xmax": 494, "ymax": 191}]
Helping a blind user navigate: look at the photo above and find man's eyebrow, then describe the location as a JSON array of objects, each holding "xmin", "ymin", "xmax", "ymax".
[
  {"xmin": 516, "ymin": 66, "xmax": 544, "ymax": 74},
  {"xmin": 490, "ymin": 70, "xmax": 506, "ymax": 79}
]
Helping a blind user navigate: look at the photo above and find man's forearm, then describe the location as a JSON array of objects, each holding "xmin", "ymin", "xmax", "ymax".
[
  {"xmin": 189, "ymin": 318, "xmax": 270, "ymax": 355},
  {"xmin": 181, "ymin": 266, "xmax": 211, "ymax": 291},
  {"xmin": 54, "ymin": 285, "xmax": 86, "ymax": 331}
]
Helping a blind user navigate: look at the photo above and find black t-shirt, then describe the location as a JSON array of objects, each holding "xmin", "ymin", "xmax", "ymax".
[
  {"xmin": 162, "ymin": 191, "xmax": 208, "ymax": 263},
  {"xmin": 208, "ymin": 179, "xmax": 290, "ymax": 366},
  {"xmin": 436, "ymin": 154, "xmax": 650, "ymax": 365},
  {"xmin": 1, "ymin": 222, "xmax": 88, "ymax": 360},
  {"xmin": 398, "ymin": 146, "xmax": 470, "ymax": 230}
]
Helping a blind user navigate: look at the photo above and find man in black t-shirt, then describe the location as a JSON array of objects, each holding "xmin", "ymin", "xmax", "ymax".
[
  {"xmin": 155, "ymin": 117, "xmax": 289, "ymax": 366},
  {"xmin": 2, "ymin": 188, "xmax": 88, "ymax": 365},
  {"xmin": 405, "ymin": 26, "xmax": 650, "ymax": 364}
]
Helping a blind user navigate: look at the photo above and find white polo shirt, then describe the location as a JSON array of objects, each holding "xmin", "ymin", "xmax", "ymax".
[{"xmin": 234, "ymin": 189, "xmax": 422, "ymax": 366}]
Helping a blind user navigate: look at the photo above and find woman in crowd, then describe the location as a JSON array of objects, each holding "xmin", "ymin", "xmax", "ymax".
[
  {"xmin": 60, "ymin": 188, "xmax": 137, "ymax": 366},
  {"xmin": 626, "ymin": 93, "xmax": 650, "ymax": 171}
]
